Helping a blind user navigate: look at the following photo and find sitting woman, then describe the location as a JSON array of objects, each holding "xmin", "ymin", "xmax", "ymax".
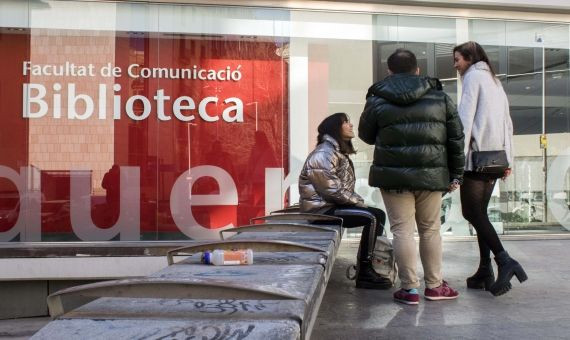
[{"xmin": 298, "ymin": 112, "xmax": 390, "ymax": 289}]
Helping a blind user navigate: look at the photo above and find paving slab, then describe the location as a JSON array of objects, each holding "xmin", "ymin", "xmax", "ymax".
[
  {"xmin": 149, "ymin": 264, "xmax": 325, "ymax": 306},
  {"xmin": 61, "ymin": 297, "xmax": 306, "ymax": 321},
  {"xmin": 31, "ymin": 318, "xmax": 299, "ymax": 340},
  {"xmin": 311, "ymin": 239, "xmax": 570, "ymax": 340}
]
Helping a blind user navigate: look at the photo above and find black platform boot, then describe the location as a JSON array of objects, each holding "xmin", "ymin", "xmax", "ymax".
[
  {"xmin": 489, "ymin": 251, "xmax": 528, "ymax": 296},
  {"xmin": 466, "ymin": 258, "xmax": 495, "ymax": 291},
  {"xmin": 355, "ymin": 258, "xmax": 392, "ymax": 290}
]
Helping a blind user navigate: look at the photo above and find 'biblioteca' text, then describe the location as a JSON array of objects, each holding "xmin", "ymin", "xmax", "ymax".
[{"xmin": 22, "ymin": 83, "xmax": 244, "ymax": 123}]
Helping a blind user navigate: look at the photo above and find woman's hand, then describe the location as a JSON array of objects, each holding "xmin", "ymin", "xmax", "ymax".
[{"xmin": 502, "ymin": 168, "xmax": 512, "ymax": 181}]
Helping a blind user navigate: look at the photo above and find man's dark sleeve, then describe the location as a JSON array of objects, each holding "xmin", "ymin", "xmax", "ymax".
[
  {"xmin": 358, "ymin": 96, "xmax": 379, "ymax": 145},
  {"xmin": 444, "ymin": 94, "xmax": 465, "ymax": 181}
]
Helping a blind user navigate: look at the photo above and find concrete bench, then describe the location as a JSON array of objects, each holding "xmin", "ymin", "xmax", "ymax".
[
  {"xmin": 250, "ymin": 213, "xmax": 342, "ymax": 225},
  {"xmin": 36, "ymin": 294, "xmax": 304, "ymax": 340},
  {"xmin": 33, "ymin": 214, "xmax": 344, "ymax": 340}
]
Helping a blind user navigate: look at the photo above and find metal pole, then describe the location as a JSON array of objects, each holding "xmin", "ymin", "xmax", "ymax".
[
  {"xmin": 187, "ymin": 123, "xmax": 192, "ymax": 200},
  {"xmin": 542, "ymin": 46, "xmax": 548, "ymax": 223}
]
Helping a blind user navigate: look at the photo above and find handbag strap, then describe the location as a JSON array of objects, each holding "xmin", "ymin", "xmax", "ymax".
[{"xmin": 502, "ymin": 111, "xmax": 507, "ymax": 149}]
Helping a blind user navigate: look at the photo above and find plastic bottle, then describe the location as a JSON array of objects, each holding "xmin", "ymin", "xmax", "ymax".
[{"xmin": 202, "ymin": 249, "xmax": 253, "ymax": 265}]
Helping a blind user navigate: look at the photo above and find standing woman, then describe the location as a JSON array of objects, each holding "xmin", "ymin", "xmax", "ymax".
[
  {"xmin": 299, "ymin": 112, "xmax": 390, "ymax": 289},
  {"xmin": 453, "ymin": 41, "xmax": 528, "ymax": 296}
]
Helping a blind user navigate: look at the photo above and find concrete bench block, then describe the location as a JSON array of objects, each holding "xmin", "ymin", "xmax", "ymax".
[{"xmin": 32, "ymin": 318, "xmax": 300, "ymax": 340}]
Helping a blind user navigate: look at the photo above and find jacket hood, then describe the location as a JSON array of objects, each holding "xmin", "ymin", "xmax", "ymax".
[{"xmin": 366, "ymin": 74, "xmax": 442, "ymax": 105}]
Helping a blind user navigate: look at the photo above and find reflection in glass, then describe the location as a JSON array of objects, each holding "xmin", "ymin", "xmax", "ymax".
[{"xmin": 0, "ymin": 3, "xmax": 289, "ymax": 242}]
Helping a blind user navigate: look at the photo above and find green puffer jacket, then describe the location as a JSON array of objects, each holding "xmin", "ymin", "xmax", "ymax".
[{"xmin": 358, "ymin": 73, "xmax": 465, "ymax": 191}]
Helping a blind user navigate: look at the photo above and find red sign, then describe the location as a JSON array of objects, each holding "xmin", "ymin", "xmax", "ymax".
[{"xmin": 0, "ymin": 29, "xmax": 289, "ymax": 241}]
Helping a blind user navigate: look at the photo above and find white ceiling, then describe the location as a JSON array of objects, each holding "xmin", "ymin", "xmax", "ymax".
[
  {"xmin": 321, "ymin": 0, "xmax": 570, "ymax": 12},
  {"xmin": 146, "ymin": 0, "xmax": 570, "ymax": 16}
]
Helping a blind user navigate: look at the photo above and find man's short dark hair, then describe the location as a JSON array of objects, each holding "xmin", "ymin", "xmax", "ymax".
[{"xmin": 387, "ymin": 49, "xmax": 418, "ymax": 74}]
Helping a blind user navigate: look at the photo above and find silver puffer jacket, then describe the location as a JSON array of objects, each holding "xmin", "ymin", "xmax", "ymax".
[{"xmin": 298, "ymin": 134, "xmax": 364, "ymax": 213}]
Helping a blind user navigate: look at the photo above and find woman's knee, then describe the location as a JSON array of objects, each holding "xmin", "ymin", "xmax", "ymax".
[
  {"xmin": 372, "ymin": 208, "xmax": 386, "ymax": 226},
  {"xmin": 461, "ymin": 206, "xmax": 472, "ymax": 222},
  {"xmin": 462, "ymin": 204, "xmax": 479, "ymax": 223}
]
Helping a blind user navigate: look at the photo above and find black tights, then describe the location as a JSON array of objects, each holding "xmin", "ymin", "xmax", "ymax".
[
  {"xmin": 323, "ymin": 206, "xmax": 385, "ymax": 261},
  {"xmin": 460, "ymin": 172, "xmax": 505, "ymax": 260}
]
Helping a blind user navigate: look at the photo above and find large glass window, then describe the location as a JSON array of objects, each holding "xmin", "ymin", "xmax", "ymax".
[
  {"xmin": 1, "ymin": 1, "xmax": 569, "ymax": 243},
  {"xmin": 0, "ymin": 1, "xmax": 290, "ymax": 241},
  {"xmin": 470, "ymin": 19, "xmax": 570, "ymax": 233}
]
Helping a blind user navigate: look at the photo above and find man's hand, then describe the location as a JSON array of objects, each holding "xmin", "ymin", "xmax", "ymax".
[
  {"xmin": 447, "ymin": 179, "xmax": 460, "ymax": 192},
  {"xmin": 448, "ymin": 183, "xmax": 460, "ymax": 192}
]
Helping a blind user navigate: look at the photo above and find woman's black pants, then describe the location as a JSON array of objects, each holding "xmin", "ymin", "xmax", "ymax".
[
  {"xmin": 460, "ymin": 172, "xmax": 505, "ymax": 260},
  {"xmin": 323, "ymin": 205, "xmax": 386, "ymax": 261}
]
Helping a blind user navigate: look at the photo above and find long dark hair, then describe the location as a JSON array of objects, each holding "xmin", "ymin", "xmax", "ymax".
[
  {"xmin": 453, "ymin": 41, "xmax": 496, "ymax": 77},
  {"xmin": 317, "ymin": 112, "xmax": 356, "ymax": 155}
]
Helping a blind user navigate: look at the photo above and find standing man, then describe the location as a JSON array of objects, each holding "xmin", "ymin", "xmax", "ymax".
[{"xmin": 358, "ymin": 49, "xmax": 465, "ymax": 305}]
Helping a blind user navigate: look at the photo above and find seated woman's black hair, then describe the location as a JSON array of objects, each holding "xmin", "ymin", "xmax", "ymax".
[{"xmin": 317, "ymin": 112, "xmax": 356, "ymax": 155}]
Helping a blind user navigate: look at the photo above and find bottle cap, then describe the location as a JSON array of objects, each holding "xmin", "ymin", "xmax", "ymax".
[{"xmin": 202, "ymin": 251, "xmax": 211, "ymax": 264}]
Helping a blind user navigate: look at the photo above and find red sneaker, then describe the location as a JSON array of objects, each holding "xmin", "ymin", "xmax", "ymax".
[
  {"xmin": 424, "ymin": 280, "xmax": 459, "ymax": 301},
  {"xmin": 393, "ymin": 288, "xmax": 420, "ymax": 305}
]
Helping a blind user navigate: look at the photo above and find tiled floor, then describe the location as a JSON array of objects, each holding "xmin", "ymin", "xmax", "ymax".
[{"xmin": 312, "ymin": 239, "xmax": 570, "ymax": 339}]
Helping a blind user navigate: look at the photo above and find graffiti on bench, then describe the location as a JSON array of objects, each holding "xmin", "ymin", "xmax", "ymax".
[{"xmin": 139, "ymin": 324, "xmax": 256, "ymax": 340}]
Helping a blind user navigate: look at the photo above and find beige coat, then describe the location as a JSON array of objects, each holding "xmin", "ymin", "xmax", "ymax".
[
  {"xmin": 459, "ymin": 61, "xmax": 514, "ymax": 171},
  {"xmin": 298, "ymin": 135, "xmax": 364, "ymax": 213}
]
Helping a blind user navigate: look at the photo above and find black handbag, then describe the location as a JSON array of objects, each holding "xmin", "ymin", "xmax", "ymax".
[{"xmin": 471, "ymin": 150, "xmax": 509, "ymax": 175}]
